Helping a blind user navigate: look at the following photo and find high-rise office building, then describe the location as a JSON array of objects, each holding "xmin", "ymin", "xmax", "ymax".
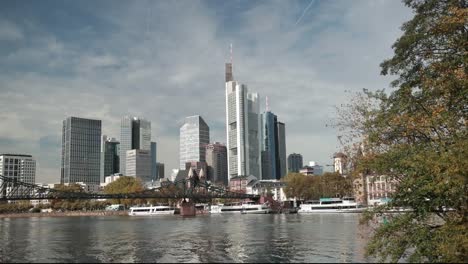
[
  {"xmin": 156, "ymin": 162, "xmax": 165, "ymax": 179},
  {"xmin": 151, "ymin": 142, "xmax": 157, "ymax": 181},
  {"xmin": 61, "ymin": 117, "xmax": 101, "ymax": 185},
  {"xmin": 261, "ymin": 112, "xmax": 287, "ymax": 180},
  {"xmin": 225, "ymin": 66, "xmax": 261, "ymax": 181},
  {"xmin": 261, "ymin": 111, "xmax": 277, "ymax": 180},
  {"xmin": 288, "ymin": 153, "xmax": 303, "ymax": 173},
  {"xmin": 179, "ymin": 115, "xmax": 210, "ymax": 169},
  {"xmin": 120, "ymin": 116, "xmax": 151, "ymax": 175},
  {"xmin": 205, "ymin": 142, "xmax": 228, "ymax": 186},
  {"xmin": 125, "ymin": 149, "xmax": 151, "ymax": 182},
  {"xmin": 100, "ymin": 135, "xmax": 120, "ymax": 182},
  {"xmin": 276, "ymin": 121, "xmax": 287, "ymax": 178}
]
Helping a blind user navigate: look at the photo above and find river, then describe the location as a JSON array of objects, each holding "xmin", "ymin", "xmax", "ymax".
[{"xmin": 0, "ymin": 214, "xmax": 372, "ymax": 263}]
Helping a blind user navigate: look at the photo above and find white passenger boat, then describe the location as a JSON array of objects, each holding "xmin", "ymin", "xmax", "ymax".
[
  {"xmin": 210, "ymin": 202, "xmax": 271, "ymax": 214},
  {"xmin": 128, "ymin": 205, "xmax": 176, "ymax": 216},
  {"xmin": 298, "ymin": 197, "xmax": 365, "ymax": 213},
  {"xmin": 240, "ymin": 201, "xmax": 272, "ymax": 214}
]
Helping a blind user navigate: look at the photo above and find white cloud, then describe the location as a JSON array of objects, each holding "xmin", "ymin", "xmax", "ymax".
[{"xmin": 0, "ymin": 20, "xmax": 23, "ymax": 41}]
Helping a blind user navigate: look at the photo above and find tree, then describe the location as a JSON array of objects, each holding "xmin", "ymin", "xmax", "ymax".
[
  {"xmin": 104, "ymin": 176, "xmax": 146, "ymax": 207},
  {"xmin": 50, "ymin": 183, "xmax": 85, "ymax": 211},
  {"xmin": 283, "ymin": 172, "xmax": 353, "ymax": 200},
  {"xmin": 336, "ymin": 0, "xmax": 467, "ymax": 262}
]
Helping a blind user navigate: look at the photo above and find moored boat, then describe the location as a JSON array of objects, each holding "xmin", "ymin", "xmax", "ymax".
[
  {"xmin": 209, "ymin": 202, "xmax": 271, "ymax": 214},
  {"xmin": 128, "ymin": 205, "xmax": 176, "ymax": 216},
  {"xmin": 298, "ymin": 197, "xmax": 365, "ymax": 213}
]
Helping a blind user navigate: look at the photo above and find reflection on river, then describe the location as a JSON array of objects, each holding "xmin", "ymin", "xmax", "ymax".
[{"xmin": 0, "ymin": 214, "xmax": 371, "ymax": 263}]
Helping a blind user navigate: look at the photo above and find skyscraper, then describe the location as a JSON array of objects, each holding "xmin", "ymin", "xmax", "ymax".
[
  {"xmin": 225, "ymin": 69, "xmax": 261, "ymax": 181},
  {"xmin": 261, "ymin": 112, "xmax": 287, "ymax": 180},
  {"xmin": 288, "ymin": 153, "xmax": 303, "ymax": 173},
  {"xmin": 61, "ymin": 117, "xmax": 101, "ymax": 185},
  {"xmin": 120, "ymin": 116, "xmax": 151, "ymax": 175},
  {"xmin": 261, "ymin": 111, "xmax": 278, "ymax": 180},
  {"xmin": 179, "ymin": 115, "xmax": 210, "ymax": 169},
  {"xmin": 156, "ymin": 162, "xmax": 165, "ymax": 179},
  {"xmin": 276, "ymin": 121, "xmax": 287, "ymax": 178},
  {"xmin": 151, "ymin": 142, "xmax": 157, "ymax": 181},
  {"xmin": 100, "ymin": 135, "xmax": 120, "ymax": 182},
  {"xmin": 205, "ymin": 142, "xmax": 228, "ymax": 186}
]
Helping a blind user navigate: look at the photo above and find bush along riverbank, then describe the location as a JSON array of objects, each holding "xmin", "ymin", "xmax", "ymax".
[{"xmin": 0, "ymin": 210, "xmax": 128, "ymax": 218}]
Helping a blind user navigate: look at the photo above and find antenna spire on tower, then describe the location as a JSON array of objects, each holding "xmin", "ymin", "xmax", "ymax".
[
  {"xmin": 266, "ymin": 96, "xmax": 270, "ymax": 112},
  {"xmin": 230, "ymin": 43, "xmax": 233, "ymax": 65}
]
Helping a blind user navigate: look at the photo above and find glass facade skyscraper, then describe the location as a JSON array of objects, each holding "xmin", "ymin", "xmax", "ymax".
[
  {"xmin": 261, "ymin": 112, "xmax": 287, "ymax": 180},
  {"xmin": 100, "ymin": 135, "xmax": 120, "ymax": 182},
  {"xmin": 151, "ymin": 142, "xmax": 157, "ymax": 181},
  {"xmin": 261, "ymin": 111, "xmax": 278, "ymax": 180},
  {"xmin": 119, "ymin": 116, "xmax": 151, "ymax": 175},
  {"xmin": 226, "ymin": 80, "xmax": 261, "ymax": 181},
  {"xmin": 61, "ymin": 117, "xmax": 101, "ymax": 185},
  {"xmin": 179, "ymin": 115, "xmax": 210, "ymax": 169},
  {"xmin": 277, "ymin": 121, "xmax": 287, "ymax": 178}
]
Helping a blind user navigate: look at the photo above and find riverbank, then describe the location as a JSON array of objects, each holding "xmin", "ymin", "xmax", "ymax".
[{"xmin": 0, "ymin": 210, "xmax": 128, "ymax": 218}]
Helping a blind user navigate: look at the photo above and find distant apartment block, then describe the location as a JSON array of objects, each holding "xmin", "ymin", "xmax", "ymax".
[{"xmin": 366, "ymin": 175, "xmax": 397, "ymax": 206}]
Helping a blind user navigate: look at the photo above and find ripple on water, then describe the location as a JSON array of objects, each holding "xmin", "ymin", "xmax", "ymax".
[{"xmin": 0, "ymin": 214, "xmax": 370, "ymax": 263}]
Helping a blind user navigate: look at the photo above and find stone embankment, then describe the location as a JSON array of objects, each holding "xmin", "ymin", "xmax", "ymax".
[{"xmin": 0, "ymin": 210, "xmax": 128, "ymax": 218}]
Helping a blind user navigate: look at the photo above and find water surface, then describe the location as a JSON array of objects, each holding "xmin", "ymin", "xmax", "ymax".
[{"xmin": 0, "ymin": 214, "xmax": 370, "ymax": 263}]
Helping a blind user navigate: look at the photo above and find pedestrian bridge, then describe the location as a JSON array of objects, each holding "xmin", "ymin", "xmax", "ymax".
[{"xmin": 0, "ymin": 175, "xmax": 259, "ymax": 202}]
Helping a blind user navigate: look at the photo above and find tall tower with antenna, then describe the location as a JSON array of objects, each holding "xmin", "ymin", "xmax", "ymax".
[
  {"xmin": 225, "ymin": 43, "xmax": 233, "ymax": 82},
  {"xmin": 225, "ymin": 44, "xmax": 262, "ymax": 182}
]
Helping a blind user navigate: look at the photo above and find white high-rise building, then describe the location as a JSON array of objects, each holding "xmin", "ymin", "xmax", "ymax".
[
  {"xmin": 0, "ymin": 154, "xmax": 36, "ymax": 198},
  {"xmin": 120, "ymin": 116, "xmax": 151, "ymax": 175},
  {"xmin": 225, "ymin": 80, "xmax": 262, "ymax": 181},
  {"xmin": 0, "ymin": 154, "xmax": 36, "ymax": 184},
  {"xmin": 179, "ymin": 115, "xmax": 210, "ymax": 169}
]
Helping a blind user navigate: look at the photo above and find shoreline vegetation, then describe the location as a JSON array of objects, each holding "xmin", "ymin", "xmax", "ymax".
[{"xmin": 0, "ymin": 210, "xmax": 128, "ymax": 219}]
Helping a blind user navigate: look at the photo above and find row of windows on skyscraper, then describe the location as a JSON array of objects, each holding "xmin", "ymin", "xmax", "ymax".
[{"xmin": 60, "ymin": 116, "xmax": 163, "ymax": 185}]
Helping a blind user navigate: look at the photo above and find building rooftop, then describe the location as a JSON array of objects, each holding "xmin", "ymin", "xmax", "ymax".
[{"xmin": 0, "ymin": 154, "xmax": 33, "ymax": 158}]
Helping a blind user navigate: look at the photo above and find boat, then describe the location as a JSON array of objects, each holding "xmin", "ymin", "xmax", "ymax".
[
  {"xmin": 128, "ymin": 205, "xmax": 176, "ymax": 216},
  {"xmin": 209, "ymin": 202, "xmax": 271, "ymax": 214},
  {"xmin": 298, "ymin": 197, "xmax": 366, "ymax": 213},
  {"xmin": 240, "ymin": 201, "xmax": 272, "ymax": 214}
]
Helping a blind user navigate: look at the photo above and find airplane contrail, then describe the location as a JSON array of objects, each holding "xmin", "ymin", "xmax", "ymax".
[{"xmin": 294, "ymin": 0, "xmax": 315, "ymax": 26}]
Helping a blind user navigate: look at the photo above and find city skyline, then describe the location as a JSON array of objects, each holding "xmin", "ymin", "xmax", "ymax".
[{"xmin": 0, "ymin": 1, "xmax": 413, "ymax": 183}]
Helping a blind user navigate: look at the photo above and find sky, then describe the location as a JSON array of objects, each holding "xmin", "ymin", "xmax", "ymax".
[{"xmin": 0, "ymin": 0, "xmax": 413, "ymax": 184}]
